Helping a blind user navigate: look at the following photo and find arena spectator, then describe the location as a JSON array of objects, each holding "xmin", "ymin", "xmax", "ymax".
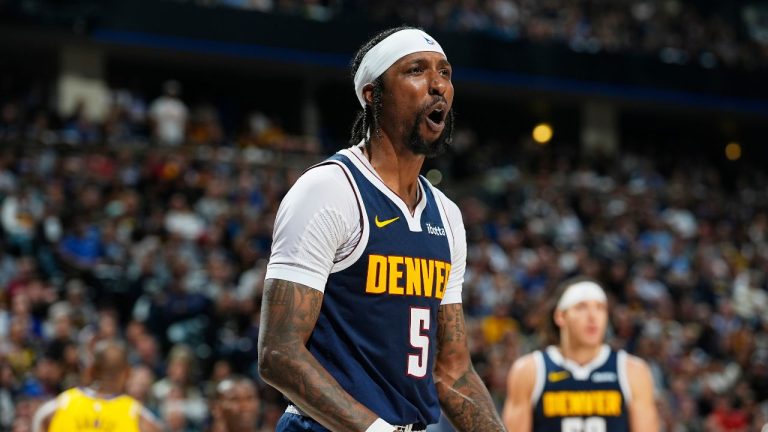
[{"xmin": 148, "ymin": 80, "xmax": 189, "ymax": 147}]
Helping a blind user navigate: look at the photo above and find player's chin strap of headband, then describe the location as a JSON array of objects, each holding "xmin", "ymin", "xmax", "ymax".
[
  {"xmin": 353, "ymin": 29, "xmax": 446, "ymax": 108},
  {"xmin": 556, "ymin": 281, "xmax": 607, "ymax": 311}
]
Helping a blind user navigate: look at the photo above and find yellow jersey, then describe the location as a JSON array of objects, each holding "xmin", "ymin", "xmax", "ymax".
[{"xmin": 48, "ymin": 387, "xmax": 142, "ymax": 432}]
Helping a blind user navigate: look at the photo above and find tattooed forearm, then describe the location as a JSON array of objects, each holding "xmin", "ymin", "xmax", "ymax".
[
  {"xmin": 436, "ymin": 369, "xmax": 505, "ymax": 432},
  {"xmin": 435, "ymin": 304, "xmax": 505, "ymax": 432},
  {"xmin": 437, "ymin": 303, "xmax": 466, "ymax": 343},
  {"xmin": 258, "ymin": 279, "xmax": 377, "ymax": 432}
]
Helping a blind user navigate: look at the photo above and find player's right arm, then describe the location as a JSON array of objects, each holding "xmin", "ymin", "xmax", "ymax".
[
  {"xmin": 258, "ymin": 279, "xmax": 384, "ymax": 431},
  {"xmin": 257, "ymin": 165, "xmax": 392, "ymax": 432},
  {"xmin": 502, "ymin": 354, "xmax": 536, "ymax": 432}
]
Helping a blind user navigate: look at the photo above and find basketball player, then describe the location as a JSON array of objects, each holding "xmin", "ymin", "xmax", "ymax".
[
  {"xmin": 501, "ymin": 278, "xmax": 659, "ymax": 431},
  {"xmin": 32, "ymin": 340, "xmax": 163, "ymax": 432},
  {"xmin": 258, "ymin": 26, "xmax": 504, "ymax": 432}
]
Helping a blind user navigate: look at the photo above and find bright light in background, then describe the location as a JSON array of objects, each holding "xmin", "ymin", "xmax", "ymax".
[
  {"xmin": 532, "ymin": 123, "xmax": 553, "ymax": 144},
  {"xmin": 426, "ymin": 169, "xmax": 443, "ymax": 185},
  {"xmin": 725, "ymin": 142, "xmax": 742, "ymax": 161}
]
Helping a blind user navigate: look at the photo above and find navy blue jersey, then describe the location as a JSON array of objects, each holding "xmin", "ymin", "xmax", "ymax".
[
  {"xmin": 532, "ymin": 345, "xmax": 631, "ymax": 432},
  {"xmin": 298, "ymin": 152, "xmax": 455, "ymax": 427}
]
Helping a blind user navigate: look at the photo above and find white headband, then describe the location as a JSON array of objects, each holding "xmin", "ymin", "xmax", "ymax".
[
  {"xmin": 556, "ymin": 281, "xmax": 607, "ymax": 311},
  {"xmin": 353, "ymin": 29, "xmax": 446, "ymax": 107}
]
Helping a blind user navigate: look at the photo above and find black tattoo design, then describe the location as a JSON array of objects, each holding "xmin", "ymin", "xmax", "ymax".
[
  {"xmin": 258, "ymin": 279, "xmax": 377, "ymax": 431},
  {"xmin": 435, "ymin": 304, "xmax": 505, "ymax": 432}
]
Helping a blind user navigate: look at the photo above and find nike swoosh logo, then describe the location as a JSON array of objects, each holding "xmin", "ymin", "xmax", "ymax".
[
  {"xmin": 375, "ymin": 216, "xmax": 400, "ymax": 228},
  {"xmin": 548, "ymin": 371, "xmax": 570, "ymax": 383}
]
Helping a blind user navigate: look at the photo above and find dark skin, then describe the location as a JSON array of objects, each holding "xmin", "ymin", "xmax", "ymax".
[
  {"xmin": 215, "ymin": 379, "xmax": 260, "ymax": 432},
  {"xmin": 365, "ymin": 51, "xmax": 453, "ymax": 211},
  {"xmin": 258, "ymin": 51, "xmax": 504, "ymax": 432}
]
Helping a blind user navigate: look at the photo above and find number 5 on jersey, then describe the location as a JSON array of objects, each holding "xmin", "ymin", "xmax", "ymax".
[{"xmin": 408, "ymin": 308, "xmax": 430, "ymax": 378}]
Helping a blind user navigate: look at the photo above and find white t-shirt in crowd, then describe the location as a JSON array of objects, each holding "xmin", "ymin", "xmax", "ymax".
[{"xmin": 149, "ymin": 96, "xmax": 188, "ymax": 146}]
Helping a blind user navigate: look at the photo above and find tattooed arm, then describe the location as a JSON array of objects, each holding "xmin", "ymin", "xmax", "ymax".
[
  {"xmin": 257, "ymin": 278, "xmax": 385, "ymax": 432},
  {"xmin": 434, "ymin": 303, "xmax": 506, "ymax": 432}
]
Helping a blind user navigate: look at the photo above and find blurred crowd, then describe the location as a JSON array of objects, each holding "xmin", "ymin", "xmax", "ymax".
[
  {"xmin": 367, "ymin": 0, "xmax": 768, "ymax": 69},
  {"xmin": 457, "ymin": 152, "xmax": 768, "ymax": 432},
  {"xmin": 193, "ymin": 0, "xmax": 340, "ymax": 21},
  {"xmin": 0, "ymin": 138, "xmax": 294, "ymax": 431},
  {"xmin": 2, "ymin": 98, "xmax": 768, "ymax": 432},
  {"xmin": 5, "ymin": 47, "xmax": 768, "ymax": 431},
  {"xmin": 179, "ymin": 0, "xmax": 768, "ymax": 70},
  {"xmin": 0, "ymin": 79, "xmax": 318, "ymax": 153}
]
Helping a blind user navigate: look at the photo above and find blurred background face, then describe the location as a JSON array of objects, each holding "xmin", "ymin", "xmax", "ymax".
[
  {"xmin": 35, "ymin": 358, "xmax": 63, "ymax": 388},
  {"xmin": 556, "ymin": 299, "xmax": 608, "ymax": 349},
  {"xmin": 167, "ymin": 357, "xmax": 190, "ymax": 384},
  {"xmin": 219, "ymin": 381, "xmax": 260, "ymax": 431},
  {"xmin": 126, "ymin": 366, "xmax": 154, "ymax": 402}
]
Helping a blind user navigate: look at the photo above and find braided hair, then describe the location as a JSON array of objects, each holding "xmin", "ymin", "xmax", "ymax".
[{"xmin": 349, "ymin": 26, "xmax": 455, "ymax": 154}]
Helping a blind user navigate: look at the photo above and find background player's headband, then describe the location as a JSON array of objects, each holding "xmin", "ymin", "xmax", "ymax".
[
  {"xmin": 354, "ymin": 29, "xmax": 446, "ymax": 108},
  {"xmin": 556, "ymin": 281, "xmax": 607, "ymax": 311}
]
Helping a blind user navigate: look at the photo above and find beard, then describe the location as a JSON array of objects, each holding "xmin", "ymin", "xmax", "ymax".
[{"xmin": 403, "ymin": 102, "xmax": 452, "ymax": 158}]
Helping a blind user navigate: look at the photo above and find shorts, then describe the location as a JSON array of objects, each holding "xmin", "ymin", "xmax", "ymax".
[
  {"xmin": 275, "ymin": 407, "xmax": 428, "ymax": 432},
  {"xmin": 275, "ymin": 411, "xmax": 331, "ymax": 432}
]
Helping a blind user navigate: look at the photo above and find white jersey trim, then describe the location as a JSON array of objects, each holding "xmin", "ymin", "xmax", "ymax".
[
  {"xmin": 531, "ymin": 351, "xmax": 546, "ymax": 406},
  {"xmin": 617, "ymin": 350, "xmax": 632, "ymax": 404},
  {"xmin": 328, "ymin": 159, "xmax": 370, "ymax": 274},
  {"xmin": 427, "ymin": 180, "xmax": 465, "ymax": 305},
  {"xmin": 341, "ymin": 145, "xmax": 427, "ymax": 232},
  {"xmin": 264, "ymin": 265, "xmax": 329, "ymax": 292},
  {"xmin": 545, "ymin": 344, "xmax": 611, "ymax": 381},
  {"xmin": 32, "ymin": 399, "xmax": 58, "ymax": 432}
]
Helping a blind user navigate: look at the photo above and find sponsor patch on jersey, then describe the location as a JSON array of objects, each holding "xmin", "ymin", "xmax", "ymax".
[
  {"xmin": 591, "ymin": 372, "xmax": 618, "ymax": 383},
  {"xmin": 426, "ymin": 223, "xmax": 446, "ymax": 236},
  {"xmin": 548, "ymin": 370, "xmax": 570, "ymax": 383}
]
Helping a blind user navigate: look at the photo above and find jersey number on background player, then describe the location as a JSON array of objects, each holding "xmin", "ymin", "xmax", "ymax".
[
  {"xmin": 562, "ymin": 417, "xmax": 606, "ymax": 432},
  {"xmin": 408, "ymin": 308, "xmax": 430, "ymax": 378}
]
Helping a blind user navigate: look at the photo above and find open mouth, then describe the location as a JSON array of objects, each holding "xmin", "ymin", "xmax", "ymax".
[
  {"xmin": 427, "ymin": 108, "xmax": 445, "ymax": 125},
  {"xmin": 424, "ymin": 101, "xmax": 448, "ymax": 134}
]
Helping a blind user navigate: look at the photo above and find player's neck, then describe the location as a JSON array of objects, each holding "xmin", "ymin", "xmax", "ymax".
[
  {"xmin": 365, "ymin": 137, "xmax": 424, "ymax": 211},
  {"xmin": 558, "ymin": 342, "xmax": 603, "ymax": 366},
  {"xmin": 89, "ymin": 381, "xmax": 122, "ymax": 397}
]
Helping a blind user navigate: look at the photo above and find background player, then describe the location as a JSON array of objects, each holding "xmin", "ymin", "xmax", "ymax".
[
  {"xmin": 258, "ymin": 26, "xmax": 504, "ymax": 432},
  {"xmin": 32, "ymin": 340, "xmax": 163, "ymax": 432},
  {"xmin": 502, "ymin": 278, "xmax": 659, "ymax": 432}
]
